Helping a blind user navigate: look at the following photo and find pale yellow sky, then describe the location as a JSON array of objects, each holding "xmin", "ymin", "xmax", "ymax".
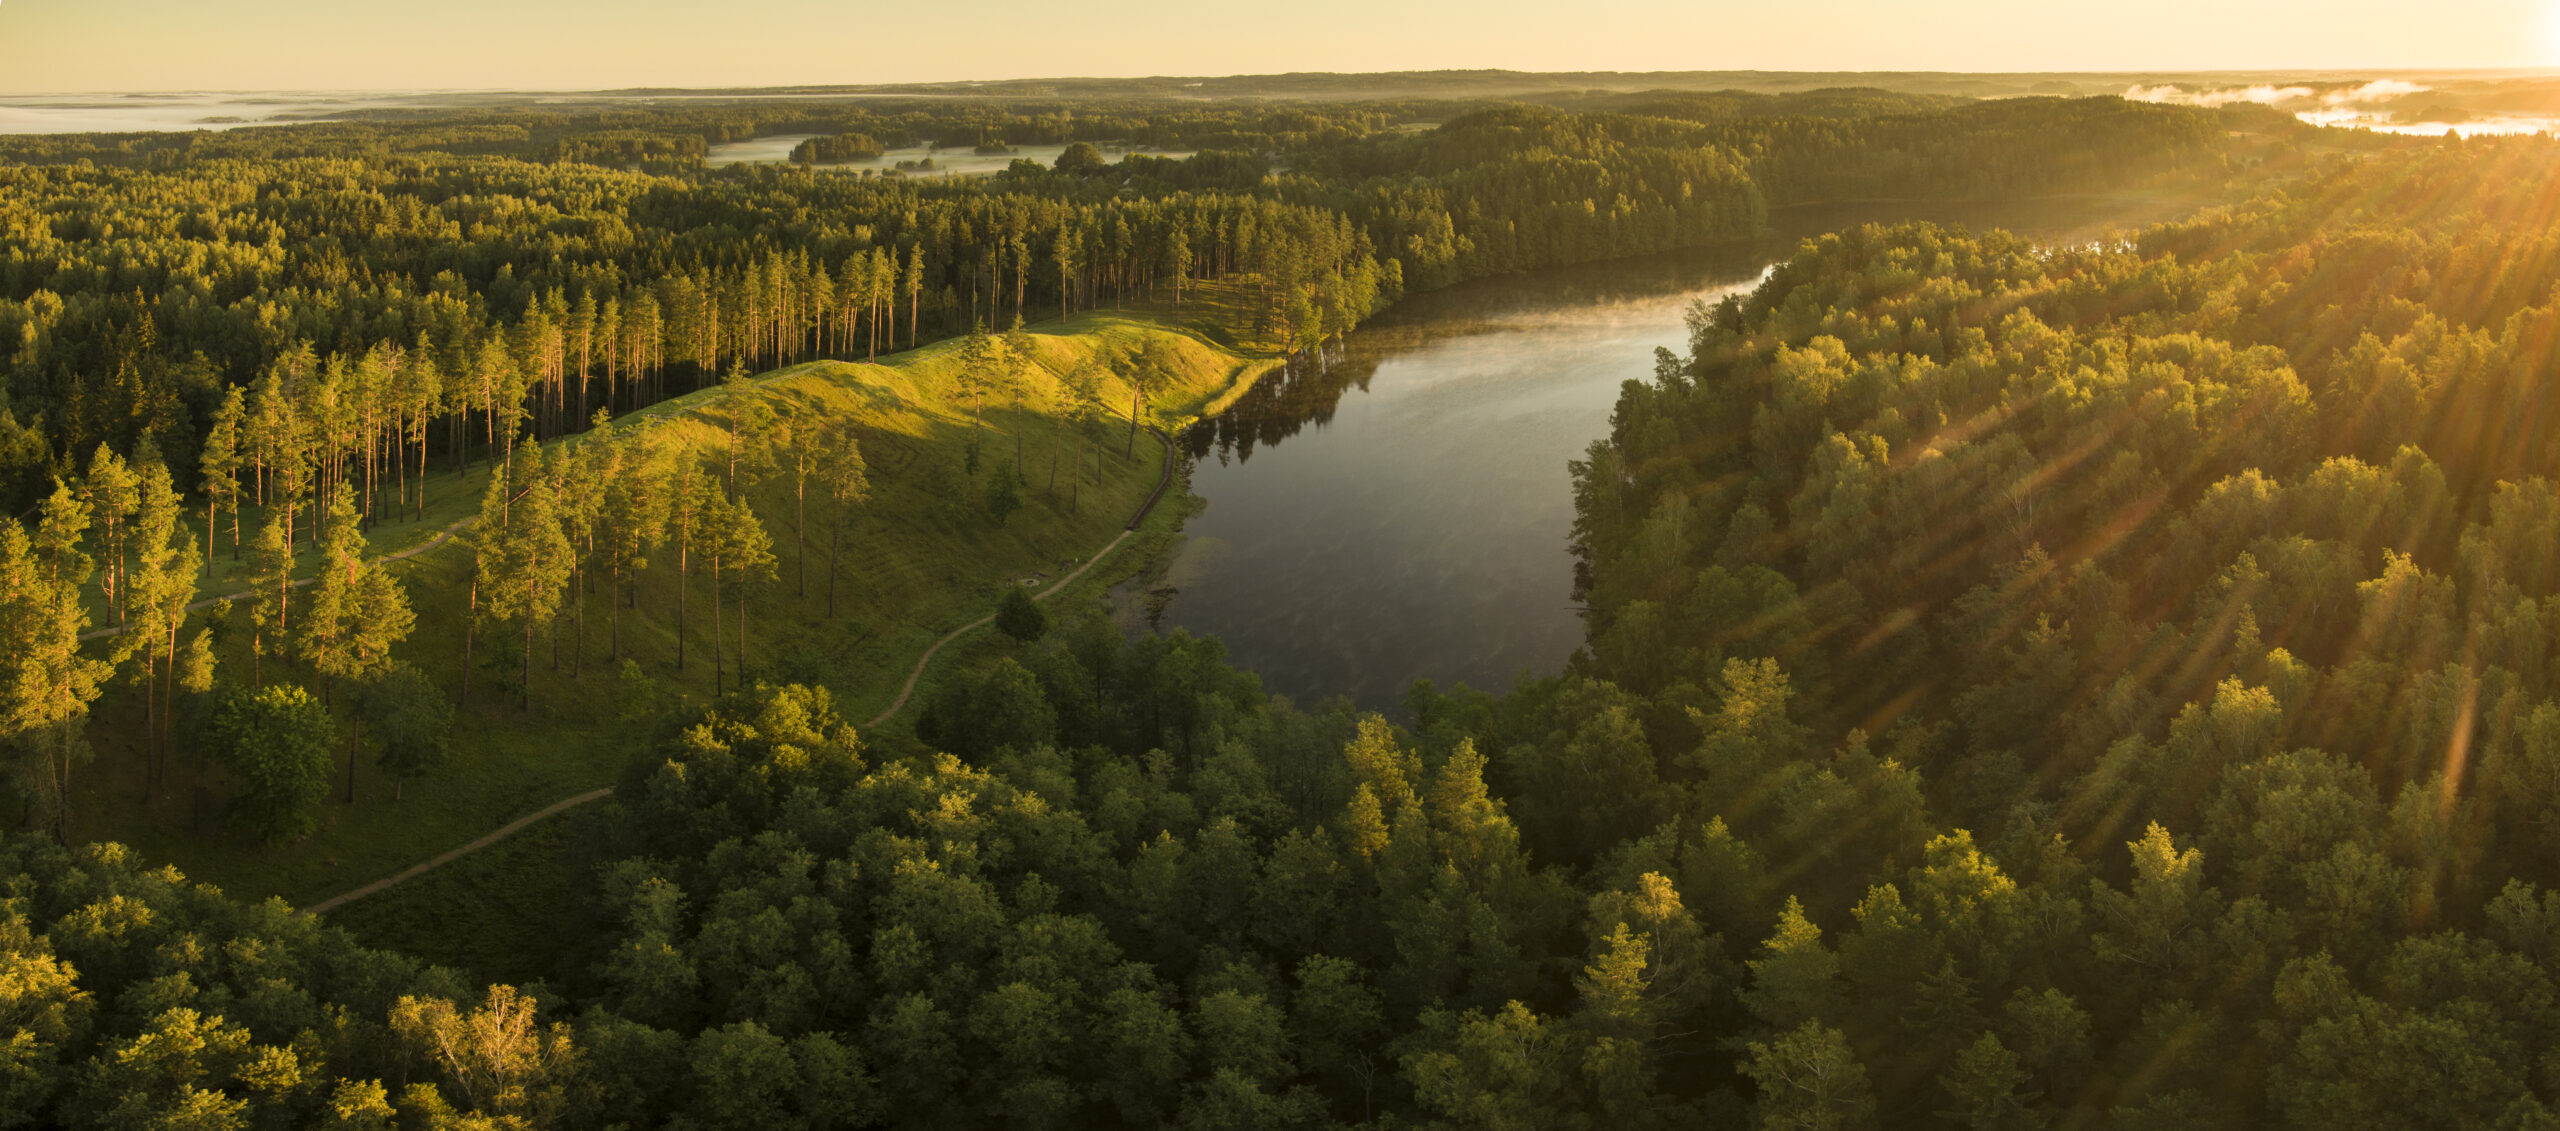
[{"xmin": 0, "ymin": 0, "xmax": 2551, "ymax": 94}]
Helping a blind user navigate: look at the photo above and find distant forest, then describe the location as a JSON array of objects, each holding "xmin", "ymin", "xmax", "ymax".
[
  {"xmin": 0, "ymin": 92, "xmax": 2257, "ymax": 510},
  {"xmin": 4, "ymin": 88, "xmax": 2512, "ymax": 1130}
]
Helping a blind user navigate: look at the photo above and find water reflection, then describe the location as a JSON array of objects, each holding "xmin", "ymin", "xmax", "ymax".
[
  {"xmin": 706, "ymin": 137, "xmax": 1194, "ymax": 174},
  {"xmin": 1184, "ymin": 248, "xmax": 1782, "ymax": 471},
  {"xmin": 1140, "ymin": 195, "xmax": 2208, "ymax": 713}
]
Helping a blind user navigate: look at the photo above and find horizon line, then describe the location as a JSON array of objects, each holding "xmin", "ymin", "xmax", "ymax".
[{"xmin": 9, "ymin": 65, "xmax": 2560, "ymax": 100}]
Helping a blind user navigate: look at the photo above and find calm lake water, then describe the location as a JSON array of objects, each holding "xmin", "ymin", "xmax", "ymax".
[
  {"xmin": 0, "ymin": 92, "xmax": 409, "ymax": 133},
  {"xmin": 705, "ymin": 137, "xmax": 1190, "ymax": 174},
  {"xmin": 1136, "ymin": 197, "xmax": 2205, "ymax": 712}
]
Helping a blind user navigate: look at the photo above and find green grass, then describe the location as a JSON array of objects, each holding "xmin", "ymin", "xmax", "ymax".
[
  {"xmin": 71, "ymin": 291, "xmax": 1288, "ymax": 915},
  {"xmin": 324, "ymin": 459, "xmax": 1204, "ymax": 971},
  {"xmin": 323, "ymin": 808, "xmax": 590, "ymax": 987}
]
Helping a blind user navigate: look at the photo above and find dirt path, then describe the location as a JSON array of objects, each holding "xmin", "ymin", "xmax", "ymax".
[
  {"xmin": 863, "ymin": 526, "xmax": 1136, "ymax": 728},
  {"xmin": 301, "ymin": 786, "xmax": 613, "ymax": 915},
  {"xmin": 304, "ymin": 427, "xmax": 1181, "ymax": 915},
  {"xmin": 864, "ymin": 425, "xmax": 1174, "ymax": 728}
]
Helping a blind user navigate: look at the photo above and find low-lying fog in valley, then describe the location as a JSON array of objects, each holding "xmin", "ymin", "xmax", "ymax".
[
  {"xmin": 2127, "ymin": 74, "xmax": 2560, "ymax": 134},
  {"xmin": 14, "ymin": 70, "xmax": 2560, "ymax": 139}
]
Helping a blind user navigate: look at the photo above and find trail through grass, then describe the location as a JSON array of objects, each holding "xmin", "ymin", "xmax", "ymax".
[{"xmin": 74, "ymin": 296, "xmax": 1285, "ymax": 925}]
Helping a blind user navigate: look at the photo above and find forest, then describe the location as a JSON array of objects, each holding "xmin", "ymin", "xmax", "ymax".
[{"xmin": 0, "ymin": 84, "xmax": 2499, "ymax": 1128}]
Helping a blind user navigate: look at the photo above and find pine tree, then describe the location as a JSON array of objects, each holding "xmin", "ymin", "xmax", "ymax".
[
  {"xmin": 474, "ymin": 334, "xmax": 518, "ymax": 472},
  {"xmin": 666, "ymin": 468, "xmax": 716, "ymax": 675},
  {"xmin": 958, "ymin": 322, "xmax": 1000, "ymax": 445},
  {"xmin": 199, "ymin": 385, "xmax": 247, "ymax": 568},
  {"xmin": 1064, "ymin": 358, "xmax": 1105, "ymax": 512},
  {"xmin": 148, "ymin": 532, "xmax": 203, "ymax": 800},
  {"xmin": 17, "ymin": 484, "xmax": 111, "ymax": 843},
  {"xmin": 904, "ymin": 246, "xmax": 925, "ymax": 349},
  {"xmin": 598, "ymin": 438, "xmax": 668, "ymax": 663},
  {"xmin": 777, "ymin": 409, "xmax": 819, "ymax": 599},
  {"xmin": 270, "ymin": 442, "xmax": 313, "ymax": 553},
  {"xmin": 303, "ymin": 483, "xmax": 416, "ymax": 800},
  {"xmin": 554, "ymin": 421, "xmax": 607, "ymax": 677},
  {"xmin": 715, "ymin": 493, "xmax": 776, "ymax": 692},
  {"xmin": 718, "ymin": 363, "xmax": 773, "ymax": 502},
  {"xmin": 460, "ymin": 466, "xmax": 512, "ymax": 710},
  {"xmin": 122, "ymin": 456, "xmax": 196, "ymax": 800},
  {"xmin": 1054, "ymin": 228, "xmax": 1082, "ymax": 318},
  {"xmin": 401, "ymin": 337, "xmax": 445, "ymax": 521},
  {"xmin": 174, "ymin": 623, "xmax": 217, "ymax": 805},
  {"xmin": 248, "ymin": 509, "xmax": 292, "ymax": 688},
  {"xmin": 1003, "ymin": 318, "xmax": 1039, "ymax": 471},
  {"xmin": 1123, "ymin": 340, "xmax": 1171, "ymax": 456},
  {"xmin": 477, "ymin": 443, "xmax": 573, "ymax": 710},
  {"xmin": 817, "ymin": 421, "xmax": 869, "ymax": 619},
  {"xmin": 299, "ymin": 483, "xmax": 366, "ymax": 700},
  {"xmin": 248, "ymin": 353, "xmax": 305, "ymax": 507},
  {"xmin": 82, "ymin": 445, "xmax": 139, "ymax": 627}
]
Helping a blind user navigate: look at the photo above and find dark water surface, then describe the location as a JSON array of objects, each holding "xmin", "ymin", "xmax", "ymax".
[{"xmin": 1134, "ymin": 196, "xmax": 2204, "ymax": 712}]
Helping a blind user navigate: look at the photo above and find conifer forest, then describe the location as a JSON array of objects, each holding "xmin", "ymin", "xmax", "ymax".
[{"xmin": 2, "ymin": 26, "xmax": 2560, "ymax": 1130}]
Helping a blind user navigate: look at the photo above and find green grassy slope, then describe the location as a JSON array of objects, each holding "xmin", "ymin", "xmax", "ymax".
[{"xmin": 72, "ymin": 298, "xmax": 1284, "ymax": 913}]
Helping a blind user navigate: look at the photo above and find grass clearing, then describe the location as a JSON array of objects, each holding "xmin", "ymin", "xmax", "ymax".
[{"xmin": 72, "ymin": 291, "xmax": 1289, "ymax": 917}]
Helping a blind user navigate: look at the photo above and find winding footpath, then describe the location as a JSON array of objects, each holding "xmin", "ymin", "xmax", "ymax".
[
  {"xmin": 861, "ymin": 425, "xmax": 1175, "ymax": 728},
  {"xmin": 300, "ymin": 425, "xmax": 1180, "ymax": 914},
  {"xmin": 299, "ymin": 787, "xmax": 614, "ymax": 915}
]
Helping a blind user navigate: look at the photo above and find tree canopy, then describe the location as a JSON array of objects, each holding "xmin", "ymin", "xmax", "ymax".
[{"xmin": 0, "ymin": 84, "xmax": 2502, "ymax": 1129}]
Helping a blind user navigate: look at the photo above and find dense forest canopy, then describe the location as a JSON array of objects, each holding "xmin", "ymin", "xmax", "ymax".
[
  {"xmin": 5, "ymin": 86, "xmax": 2526, "ymax": 1128},
  {"xmin": 0, "ymin": 93, "xmax": 2241, "ymax": 508},
  {"xmin": 1556, "ymin": 135, "xmax": 2560, "ymax": 1127}
]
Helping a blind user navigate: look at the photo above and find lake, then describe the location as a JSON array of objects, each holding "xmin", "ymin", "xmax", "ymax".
[
  {"xmin": 705, "ymin": 137, "xmax": 1191, "ymax": 174},
  {"xmin": 0, "ymin": 92, "xmax": 409, "ymax": 133},
  {"xmin": 1135, "ymin": 196, "xmax": 2207, "ymax": 713}
]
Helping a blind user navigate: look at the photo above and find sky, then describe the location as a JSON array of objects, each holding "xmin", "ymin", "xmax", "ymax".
[{"xmin": 0, "ymin": 0, "xmax": 2554, "ymax": 94}]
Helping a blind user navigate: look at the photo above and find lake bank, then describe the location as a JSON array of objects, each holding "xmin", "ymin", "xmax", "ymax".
[{"xmin": 1130, "ymin": 192, "xmax": 2224, "ymax": 713}]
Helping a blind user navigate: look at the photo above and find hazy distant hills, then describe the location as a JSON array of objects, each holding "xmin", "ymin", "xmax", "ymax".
[
  {"xmin": 561, "ymin": 67, "xmax": 2555, "ymax": 102},
  {"xmin": 10, "ymin": 68, "xmax": 2559, "ymax": 138}
]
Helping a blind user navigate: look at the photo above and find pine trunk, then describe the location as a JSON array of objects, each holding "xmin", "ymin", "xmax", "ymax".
[
  {"xmin": 139, "ymin": 652, "xmax": 156, "ymax": 804},
  {"xmin": 521, "ymin": 610, "xmax": 534, "ymax": 710},
  {"xmin": 461, "ymin": 581, "xmax": 475, "ymax": 708}
]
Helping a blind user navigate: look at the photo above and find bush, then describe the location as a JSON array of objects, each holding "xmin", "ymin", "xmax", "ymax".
[
  {"xmin": 208, "ymin": 683, "xmax": 335, "ymax": 842},
  {"xmin": 997, "ymin": 585, "xmax": 1049, "ymax": 643},
  {"xmin": 360, "ymin": 663, "xmax": 452, "ymax": 801}
]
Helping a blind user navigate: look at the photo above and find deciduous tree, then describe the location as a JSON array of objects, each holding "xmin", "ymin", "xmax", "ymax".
[{"xmin": 208, "ymin": 683, "xmax": 332, "ymax": 843}]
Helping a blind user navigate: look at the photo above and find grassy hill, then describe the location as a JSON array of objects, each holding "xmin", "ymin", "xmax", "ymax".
[{"xmin": 70, "ymin": 296, "xmax": 1286, "ymax": 924}]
